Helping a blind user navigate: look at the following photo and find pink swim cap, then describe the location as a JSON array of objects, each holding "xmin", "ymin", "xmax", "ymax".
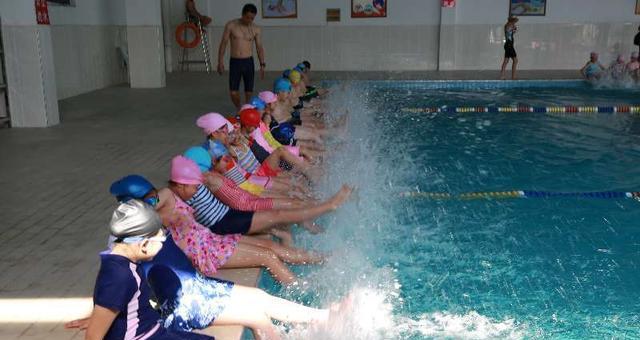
[
  {"xmin": 170, "ymin": 155, "xmax": 203, "ymax": 185},
  {"xmin": 240, "ymin": 104, "xmax": 255, "ymax": 111},
  {"xmin": 259, "ymin": 91, "xmax": 277, "ymax": 104},
  {"xmin": 196, "ymin": 112, "xmax": 233, "ymax": 135}
]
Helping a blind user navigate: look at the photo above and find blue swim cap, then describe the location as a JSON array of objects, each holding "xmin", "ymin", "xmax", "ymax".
[
  {"xmin": 249, "ymin": 96, "xmax": 266, "ymax": 111},
  {"xmin": 271, "ymin": 122, "xmax": 296, "ymax": 145},
  {"xmin": 183, "ymin": 146, "xmax": 212, "ymax": 173},
  {"xmin": 282, "ymin": 69, "xmax": 292, "ymax": 78},
  {"xmin": 208, "ymin": 140, "xmax": 229, "ymax": 160},
  {"xmin": 110, "ymin": 175, "xmax": 154, "ymax": 202},
  {"xmin": 296, "ymin": 63, "xmax": 306, "ymax": 71},
  {"xmin": 273, "ymin": 78, "xmax": 292, "ymax": 93}
]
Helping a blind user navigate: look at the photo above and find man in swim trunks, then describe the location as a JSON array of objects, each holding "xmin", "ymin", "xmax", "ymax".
[{"xmin": 217, "ymin": 4, "xmax": 265, "ymax": 109}]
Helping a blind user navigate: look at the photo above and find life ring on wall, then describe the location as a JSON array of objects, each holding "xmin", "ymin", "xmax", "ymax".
[{"xmin": 175, "ymin": 22, "xmax": 201, "ymax": 49}]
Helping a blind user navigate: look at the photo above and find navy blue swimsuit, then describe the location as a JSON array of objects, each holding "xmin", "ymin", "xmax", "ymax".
[{"xmin": 142, "ymin": 236, "xmax": 234, "ymax": 332}]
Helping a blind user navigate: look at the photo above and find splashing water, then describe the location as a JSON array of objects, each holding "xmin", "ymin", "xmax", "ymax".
[{"xmin": 259, "ymin": 82, "xmax": 528, "ymax": 339}]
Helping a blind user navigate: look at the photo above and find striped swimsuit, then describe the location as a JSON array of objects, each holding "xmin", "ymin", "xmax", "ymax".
[
  {"xmin": 230, "ymin": 142, "xmax": 261, "ymax": 174},
  {"xmin": 185, "ymin": 185, "xmax": 230, "ymax": 227}
]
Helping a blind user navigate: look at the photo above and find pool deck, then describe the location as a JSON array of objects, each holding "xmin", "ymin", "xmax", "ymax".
[{"xmin": 0, "ymin": 69, "xmax": 582, "ymax": 340}]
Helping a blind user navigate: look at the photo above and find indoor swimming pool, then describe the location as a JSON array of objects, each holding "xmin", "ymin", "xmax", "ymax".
[{"xmin": 259, "ymin": 80, "xmax": 640, "ymax": 339}]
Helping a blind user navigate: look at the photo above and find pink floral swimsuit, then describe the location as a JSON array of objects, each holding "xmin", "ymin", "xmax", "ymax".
[{"xmin": 165, "ymin": 193, "xmax": 241, "ymax": 276}]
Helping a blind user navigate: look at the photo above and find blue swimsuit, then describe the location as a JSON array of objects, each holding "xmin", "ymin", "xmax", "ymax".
[{"xmin": 142, "ymin": 236, "xmax": 234, "ymax": 332}]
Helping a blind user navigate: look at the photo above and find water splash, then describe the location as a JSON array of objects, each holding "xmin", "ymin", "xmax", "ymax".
[
  {"xmin": 273, "ymin": 82, "xmax": 525, "ymax": 339},
  {"xmin": 396, "ymin": 311, "xmax": 524, "ymax": 339}
]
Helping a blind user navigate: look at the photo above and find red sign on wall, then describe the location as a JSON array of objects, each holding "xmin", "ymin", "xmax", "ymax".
[
  {"xmin": 442, "ymin": 0, "xmax": 455, "ymax": 8},
  {"xmin": 35, "ymin": 0, "xmax": 50, "ymax": 25}
]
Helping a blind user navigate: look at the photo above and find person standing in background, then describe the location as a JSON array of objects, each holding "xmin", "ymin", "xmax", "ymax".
[
  {"xmin": 500, "ymin": 16, "xmax": 519, "ymax": 80},
  {"xmin": 217, "ymin": 4, "xmax": 266, "ymax": 109},
  {"xmin": 186, "ymin": 0, "xmax": 212, "ymax": 26}
]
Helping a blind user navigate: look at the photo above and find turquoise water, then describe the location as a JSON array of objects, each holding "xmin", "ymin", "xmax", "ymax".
[{"xmin": 260, "ymin": 82, "xmax": 640, "ymax": 339}]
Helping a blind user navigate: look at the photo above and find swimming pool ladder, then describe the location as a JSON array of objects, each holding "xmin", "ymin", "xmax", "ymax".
[{"xmin": 179, "ymin": 15, "xmax": 211, "ymax": 73}]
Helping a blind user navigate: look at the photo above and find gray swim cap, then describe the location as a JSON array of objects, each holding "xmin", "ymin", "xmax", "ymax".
[{"xmin": 109, "ymin": 199, "xmax": 162, "ymax": 243}]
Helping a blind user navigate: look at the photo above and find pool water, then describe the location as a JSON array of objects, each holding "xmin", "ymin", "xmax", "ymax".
[{"xmin": 258, "ymin": 81, "xmax": 640, "ymax": 339}]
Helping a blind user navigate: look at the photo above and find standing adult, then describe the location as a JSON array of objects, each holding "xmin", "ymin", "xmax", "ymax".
[
  {"xmin": 500, "ymin": 16, "xmax": 519, "ymax": 80},
  {"xmin": 185, "ymin": 0, "xmax": 212, "ymax": 26},
  {"xmin": 217, "ymin": 4, "xmax": 265, "ymax": 109}
]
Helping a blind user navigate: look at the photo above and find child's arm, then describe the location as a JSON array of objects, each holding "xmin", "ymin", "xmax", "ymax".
[
  {"xmin": 85, "ymin": 305, "xmax": 118, "ymax": 340},
  {"xmin": 580, "ymin": 62, "xmax": 588, "ymax": 76}
]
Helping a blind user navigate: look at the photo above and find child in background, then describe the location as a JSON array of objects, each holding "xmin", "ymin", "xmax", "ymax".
[
  {"xmin": 580, "ymin": 52, "xmax": 605, "ymax": 81},
  {"xmin": 626, "ymin": 52, "xmax": 639, "ymax": 80},
  {"xmin": 609, "ymin": 54, "xmax": 627, "ymax": 81}
]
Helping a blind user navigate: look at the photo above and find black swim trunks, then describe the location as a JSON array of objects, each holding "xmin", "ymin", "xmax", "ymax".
[
  {"xmin": 210, "ymin": 209, "xmax": 254, "ymax": 235},
  {"xmin": 301, "ymin": 86, "xmax": 319, "ymax": 102},
  {"xmin": 229, "ymin": 57, "xmax": 255, "ymax": 92},
  {"xmin": 504, "ymin": 41, "xmax": 517, "ymax": 59}
]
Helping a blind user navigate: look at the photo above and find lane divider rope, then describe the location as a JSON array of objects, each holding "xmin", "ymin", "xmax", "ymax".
[
  {"xmin": 399, "ymin": 190, "xmax": 640, "ymax": 200},
  {"xmin": 401, "ymin": 106, "xmax": 640, "ymax": 114}
]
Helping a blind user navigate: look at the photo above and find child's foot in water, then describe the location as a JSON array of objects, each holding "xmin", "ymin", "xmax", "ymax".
[
  {"xmin": 302, "ymin": 220, "xmax": 324, "ymax": 234},
  {"xmin": 329, "ymin": 185, "xmax": 354, "ymax": 210},
  {"xmin": 324, "ymin": 293, "xmax": 355, "ymax": 325}
]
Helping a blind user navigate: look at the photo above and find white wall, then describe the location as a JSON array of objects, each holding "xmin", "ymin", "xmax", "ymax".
[
  {"xmin": 1, "ymin": 0, "xmax": 58, "ymax": 127},
  {"xmin": 197, "ymin": 0, "xmax": 441, "ymax": 26},
  {"xmin": 448, "ymin": 0, "xmax": 640, "ymax": 70},
  {"xmin": 166, "ymin": 0, "xmax": 442, "ymax": 71},
  {"xmin": 457, "ymin": 0, "xmax": 639, "ymax": 25},
  {"xmin": 48, "ymin": 0, "xmax": 128, "ymax": 99},
  {"xmin": 48, "ymin": 0, "xmax": 126, "ymax": 26},
  {"xmin": 0, "ymin": 0, "xmax": 36, "ymax": 25}
]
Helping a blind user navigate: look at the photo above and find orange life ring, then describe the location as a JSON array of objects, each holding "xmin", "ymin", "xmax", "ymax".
[{"xmin": 175, "ymin": 22, "xmax": 201, "ymax": 49}]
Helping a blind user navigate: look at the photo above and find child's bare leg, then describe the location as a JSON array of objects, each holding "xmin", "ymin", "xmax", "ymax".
[
  {"xmin": 297, "ymin": 140, "xmax": 325, "ymax": 153},
  {"xmin": 294, "ymin": 127, "xmax": 324, "ymax": 145},
  {"xmin": 264, "ymin": 148, "xmax": 314, "ymax": 179},
  {"xmin": 248, "ymin": 185, "xmax": 352, "ymax": 234},
  {"xmin": 215, "ymin": 286, "xmax": 329, "ymax": 326},
  {"xmin": 267, "ymin": 180, "xmax": 309, "ymax": 199},
  {"xmin": 241, "ymin": 236, "xmax": 323, "ymax": 264},
  {"xmin": 300, "ymin": 147, "xmax": 323, "ymax": 164},
  {"xmin": 271, "ymin": 197, "xmax": 313, "ymax": 210},
  {"xmin": 222, "ymin": 242, "xmax": 296, "ymax": 284},
  {"xmin": 270, "ymin": 226, "xmax": 294, "ymax": 247},
  {"xmin": 500, "ymin": 58, "xmax": 509, "ymax": 79}
]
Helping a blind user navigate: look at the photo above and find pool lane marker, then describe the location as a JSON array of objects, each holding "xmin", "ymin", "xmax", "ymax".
[
  {"xmin": 400, "ymin": 190, "xmax": 640, "ymax": 200},
  {"xmin": 401, "ymin": 106, "xmax": 640, "ymax": 114}
]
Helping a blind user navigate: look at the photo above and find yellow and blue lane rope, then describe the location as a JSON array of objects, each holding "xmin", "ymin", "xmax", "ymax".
[{"xmin": 400, "ymin": 190, "xmax": 640, "ymax": 200}]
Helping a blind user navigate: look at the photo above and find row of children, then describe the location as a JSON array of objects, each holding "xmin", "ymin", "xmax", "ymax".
[
  {"xmin": 65, "ymin": 61, "xmax": 353, "ymax": 340},
  {"xmin": 580, "ymin": 51, "xmax": 640, "ymax": 82}
]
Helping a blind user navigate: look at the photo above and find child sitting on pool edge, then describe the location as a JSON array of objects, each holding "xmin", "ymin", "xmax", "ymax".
[{"xmin": 83, "ymin": 200, "xmax": 213, "ymax": 340}]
